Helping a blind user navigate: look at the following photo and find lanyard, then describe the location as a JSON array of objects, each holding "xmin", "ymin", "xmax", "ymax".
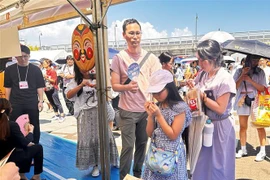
[{"xmin": 17, "ymin": 64, "xmax": 29, "ymax": 82}]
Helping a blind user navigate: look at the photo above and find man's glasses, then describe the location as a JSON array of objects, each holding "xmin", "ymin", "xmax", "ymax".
[{"xmin": 127, "ymin": 31, "xmax": 142, "ymax": 37}]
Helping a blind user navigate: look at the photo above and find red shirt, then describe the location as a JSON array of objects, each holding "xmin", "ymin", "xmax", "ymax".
[{"xmin": 46, "ymin": 68, "xmax": 58, "ymax": 90}]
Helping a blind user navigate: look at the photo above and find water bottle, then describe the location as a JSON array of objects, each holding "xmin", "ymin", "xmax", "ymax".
[{"xmin": 203, "ymin": 119, "xmax": 214, "ymax": 147}]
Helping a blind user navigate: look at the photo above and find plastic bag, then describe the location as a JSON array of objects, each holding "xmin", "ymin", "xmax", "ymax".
[
  {"xmin": 186, "ymin": 87, "xmax": 203, "ymax": 117},
  {"xmin": 251, "ymin": 87, "xmax": 270, "ymax": 127}
]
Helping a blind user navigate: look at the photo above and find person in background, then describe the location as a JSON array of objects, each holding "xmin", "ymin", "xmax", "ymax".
[
  {"xmin": 187, "ymin": 39, "xmax": 236, "ymax": 180},
  {"xmin": 234, "ymin": 55, "xmax": 267, "ymax": 161},
  {"xmin": 4, "ymin": 45, "xmax": 45, "ymax": 144},
  {"xmin": 0, "ymin": 98, "xmax": 43, "ymax": 180},
  {"xmin": 59, "ymin": 55, "xmax": 75, "ymax": 116},
  {"xmin": 42, "ymin": 59, "xmax": 65, "ymax": 122},
  {"xmin": 175, "ymin": 64, "xmax": 184, "ymax": 82},
  {"xmin": 66, "ymin": 63, "xmax": 118, "ymax": 177},
  {"xmin": 111, "ymin": 18, "xmax": 161, "ymax": 180},
  {"xmin": 39, "ymin": 59, "xmax": 53, "ymax": 113},
  {"xmin": 235, "ymin": 57, "xmax": 246, "ymax": 70},
  {"xmin": 190, "ymin": 60, "xmax": 200, "ymax": 78},
  {"xmin": 143, "ymin": 69, "xmax": 192, "ymax": 179},
  {"xmin": 0, "ymin": 162, "xmax": 20, "ymax": 180},
  {"xmin": 228, "ymin": 63, "xmax": 234, "ymax": 74},
  {"xmin": 158, "ymin": 52, "xmax": 174, "ymax": 72},
  {"xmin": 259, "ymin": 58, "xmax": 270, "ymax": 85}
]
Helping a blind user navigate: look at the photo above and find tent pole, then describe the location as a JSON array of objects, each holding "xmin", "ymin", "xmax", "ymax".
[
  {"xmin": 66, "ymin": 0, "xmax": 111, "ymax": 179},
  {"xmin": 92, "ymin": 0, "xmax": 111, "ymax": 180}
]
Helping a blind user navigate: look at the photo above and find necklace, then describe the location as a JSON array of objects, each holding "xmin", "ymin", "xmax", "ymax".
[{"xmin": 17, "ymin": 64, "xmax": 29, "ymax": 82}]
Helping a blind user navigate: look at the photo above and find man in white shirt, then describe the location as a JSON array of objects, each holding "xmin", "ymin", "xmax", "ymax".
[{"xmin": 259, "ymin": 58, "xmax": 270, "ymax": 85}]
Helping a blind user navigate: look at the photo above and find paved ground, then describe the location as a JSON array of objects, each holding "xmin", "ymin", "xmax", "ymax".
[{"xmin": 39, "ymin": 94, "xmax": 270, "ymax": 180}]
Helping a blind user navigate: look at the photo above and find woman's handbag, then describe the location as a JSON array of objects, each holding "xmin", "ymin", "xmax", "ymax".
[
  {"xmin": 245, "ymin": 95, "xmax": 255, "ymax": 107},
  {"xmin": 145, "ymin": 138, "xmax": 180, "ymax": 176},
  {"xmin": 251, "ymin": 87, "xmax": 270, "ymax": 127},
  {"xmin": 243, "ymin": 81, "xmax": 254, "ymax": 107}
]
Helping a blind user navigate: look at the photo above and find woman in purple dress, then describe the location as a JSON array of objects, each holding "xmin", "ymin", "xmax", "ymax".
[
  {"xmin": 188, "ymin": 39, "xmax": 236, "ymax": 180},
  {"xmin": 142, "ymin": 69, "xmax": 192, "ymax": 180}
]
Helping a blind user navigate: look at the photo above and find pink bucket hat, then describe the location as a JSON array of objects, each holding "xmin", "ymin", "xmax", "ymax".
[
  {"xmin": 16, "ymin": 114, "xmax": 30, "ymax": 137},
  {"xmin": 147, "ymin": 69, "xmax": 173, "ymax": 93}
]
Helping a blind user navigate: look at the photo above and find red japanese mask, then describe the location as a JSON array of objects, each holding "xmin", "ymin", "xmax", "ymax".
[{"xmin": 72, "ymin": 24, "xmax": 95, "ymax": 72}]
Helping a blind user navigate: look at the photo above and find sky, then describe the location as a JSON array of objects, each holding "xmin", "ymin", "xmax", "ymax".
[{"xmin": 18, "ymin": 0, "xmax": 270, "ymax": 46}]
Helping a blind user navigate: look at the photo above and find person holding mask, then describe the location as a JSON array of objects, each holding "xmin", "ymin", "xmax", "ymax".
[
  {"xmin": 234, "ymin": 55, "xmax": 267, "ymax": 161},
  {"xmin": 111, "ymin": 18, "xmax": 161, "ymax": 179},
  {"xmin": 0, "ymin": 98, "xmax": 43, "ymax": 180},
  {"xmin": 59, "ymin": 55, "xmax": 75, "ymax": 116},
  {"xmin": 187, "ymin": 39, "xmax": 236, "ymax": 180},
  {"xmin": 4, "ymin": 45, "xmax": 45, "ymax": 144},
  {"xmin": 66, "ymin": 63, "xmax": 118, "ymax": 177}
]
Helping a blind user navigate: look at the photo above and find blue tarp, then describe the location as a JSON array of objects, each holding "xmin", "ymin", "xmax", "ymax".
[{"xmin": 26, "ymin": 132, "xmax": 120, "ymax": 180}]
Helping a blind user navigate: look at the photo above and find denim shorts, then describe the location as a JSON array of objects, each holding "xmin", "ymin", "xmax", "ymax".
[{"xmin": 237, "ymin": 103, "xmax": 251, "ymax": 116}]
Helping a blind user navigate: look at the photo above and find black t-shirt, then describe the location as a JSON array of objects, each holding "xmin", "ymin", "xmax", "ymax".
[
  {"xmin": 0, "ymin": 121, "xmax": 32, "ymax": 159},
  {"xmin": 4, "ymin": 63, "xmax": 45, "ymax": 107}
]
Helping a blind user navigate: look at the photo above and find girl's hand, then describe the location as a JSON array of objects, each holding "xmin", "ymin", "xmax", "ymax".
[
  {"xmin": 0, "ymin": 162, "xmax": 20, "ymax": 180},
  {"xmin": 147, "ymin": 102, "xmax": 161, "ymax": 117},
  {"xmin": 144, "ymin": 101, "xmax": 153, "ymax": 116},
  {"xmin": 243, "ymin": 74, "xmax": 252, "ymax": 83},
  {"xmin": 79, "ymin": 79, "xmax": 90, "ymax": 87},
  {"xmin": 241, "ymin": 67, "xmax": 250, "ymax": 76}
]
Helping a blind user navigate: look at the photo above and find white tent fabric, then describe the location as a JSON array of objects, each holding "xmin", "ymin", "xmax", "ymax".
[
  {"xmin": 0, "ymin": 0, "xmax": 91, "ymax": 29},
  {"xmin": 0, "ymin": 0, "xmax": 131, "ymax": 29},
  {"xmin": 30, "ymin": 50, "xmax": 68, "ymax": 61},
  {"xmin": 199, "ymin": 31, "xmax": 235, "ymax": 44}
]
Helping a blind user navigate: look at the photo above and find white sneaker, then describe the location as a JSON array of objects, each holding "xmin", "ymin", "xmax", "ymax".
[
  {"xmin": 51, "ymin": 115, "xmax": 59, "ymax": 120},
  {"xmin": 235, "ymin": 150, "xmax": 248, "ymax": 158},
  {"xmin": 255, "ymin": 151, "xmax": 266, "ymax": 162},
  {"xmin": 59, "ymin": 116, "xmax": 65, "ymax": 123},
  {"xmin": 91, "ymin": 166, "xmax": 100, "ymax": 177}
]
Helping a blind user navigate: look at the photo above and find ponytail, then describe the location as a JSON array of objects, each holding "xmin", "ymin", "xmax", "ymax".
[{"xmin": 0, "ymin": 98, "xmax": 11, "ymax": 140}]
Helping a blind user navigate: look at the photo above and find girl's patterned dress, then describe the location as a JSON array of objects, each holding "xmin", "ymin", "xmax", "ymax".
[{"xmin": 143, "ymin": 101, "xmax": 192, "ymax": 180}]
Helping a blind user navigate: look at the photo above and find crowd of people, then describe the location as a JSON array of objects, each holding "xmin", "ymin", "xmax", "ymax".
[{"xmin": 0, "ymin": 17, "xmax": 269, "ymax": 180}]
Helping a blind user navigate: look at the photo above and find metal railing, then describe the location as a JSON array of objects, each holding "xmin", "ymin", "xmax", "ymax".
[{"xmin": 43, "ymin": 30, "xmax": 270, "ymax": 54}]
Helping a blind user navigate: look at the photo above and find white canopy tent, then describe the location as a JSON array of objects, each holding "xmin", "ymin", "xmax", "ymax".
[
  {"xmin": 0, "ymin": 0, "xmax": 132, "ymax": 29},
  {"xmin": 30, "ymin": 50, "xmax": 68, "ymax": 61}
]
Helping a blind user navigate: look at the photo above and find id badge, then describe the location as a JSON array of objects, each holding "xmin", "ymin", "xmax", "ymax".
[{"xmin": 19, "ymin": 81, "xmax": 29, "ymax": 89}]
